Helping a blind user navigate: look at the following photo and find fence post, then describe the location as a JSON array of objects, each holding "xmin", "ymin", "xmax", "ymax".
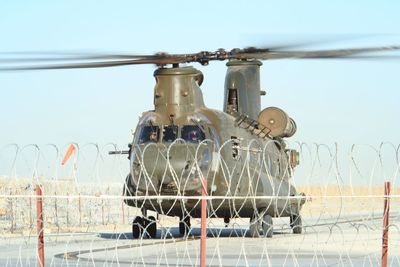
[
  {"xmin": 101, "ymin": 198, "xmax": 105, "ymax": 225},
  {"xmin": 78, "ymin": 193, "xmax": 82, "ymax": 227},
  {"xmin": 200, "ymin": 179, "xmax": 207, "ymax": 267},
  {"xmin": 121, "ymin": 197, "xmax": 125, "ymax": 225},
  {"xmin": 66, "ymin": 192, "xmax": 69, "ymax": 227},
  {"xmin": 381, "ymin": 181, "xmax": 390, "ymax": 267},
  {"xmin": 9, "ymin": 189, "xmax": 14, "ymax": 233},
  {"xmin": 29, "ymin": 195, "xmax": 33, "ymax": 229},
  {"xmin": 36, "ymin": 184, "xmax": 45, "ymax": 267}
]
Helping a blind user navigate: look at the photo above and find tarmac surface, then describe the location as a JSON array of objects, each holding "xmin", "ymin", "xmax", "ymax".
[{"xmin": 2, "ymin": 215, "xmax": 400, "ymax": 266}]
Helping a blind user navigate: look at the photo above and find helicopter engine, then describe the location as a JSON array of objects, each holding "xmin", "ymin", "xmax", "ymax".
[{"xmin": 224, "ymin": 60, "xmax": 262, "ymax": 120}]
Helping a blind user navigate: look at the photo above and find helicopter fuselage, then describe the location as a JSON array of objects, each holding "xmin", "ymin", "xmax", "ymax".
[
  {"xmin": 124, "ymin": 108, "xmax": 300, "ymax": 219},
  {"xmin": 123, "ymin": 63, "xmax": 303, "ymax": 220}
]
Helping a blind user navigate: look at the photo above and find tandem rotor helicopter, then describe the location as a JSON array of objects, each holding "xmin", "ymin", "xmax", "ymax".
[{"xmin": 1, "ymin": 44, "xmax": 399, "ymax": 238}]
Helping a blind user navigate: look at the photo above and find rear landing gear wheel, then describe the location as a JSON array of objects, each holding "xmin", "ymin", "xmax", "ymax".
[
  {"xmin": 132, "ymin": 216, "xmax": 143, "ymax": 239},
  {"xmin": 179, "ymin": 216, "xmax": 191, "ymax": 236},
  {"xmin": 262, "ymin": 214, "xmax": 273, "ymax": 238},
  {"xmin": 249, "ymin": 215, "xmax": 260, "ymax": 238},
  {"xmin": 290, "ymin": 214, "xmax": 302, "ymax": 234}
]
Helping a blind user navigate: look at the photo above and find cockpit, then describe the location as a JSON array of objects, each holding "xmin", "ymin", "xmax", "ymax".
[{"xmin": 136, "ymin": 124, "xmax": 208, "ymax": 144}]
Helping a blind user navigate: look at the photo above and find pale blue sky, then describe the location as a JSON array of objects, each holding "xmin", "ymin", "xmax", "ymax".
[{"xmin": 1, "ymin": 0, "xmax": 400, "ymax": 148}]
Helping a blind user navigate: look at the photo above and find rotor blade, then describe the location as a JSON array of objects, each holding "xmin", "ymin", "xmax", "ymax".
[
  {"xmin": 234, "ymin": 45, "xmax": 400, "ymax": 60},
  {"xmin": 0, "ymin": 57, "xmax": 188, "ymax": 71},
  {"xmin": 0, "ymin": 52, "xmax": 166, "ymax": 64},
  {"xmin": 317, "ymin": 55, "xmax": 400, "ymax": 61},
  {"xmin": 245, "ymin": 33, "xmax": 388, "ymax": 51}
]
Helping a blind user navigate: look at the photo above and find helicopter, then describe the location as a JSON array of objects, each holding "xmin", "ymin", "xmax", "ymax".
[{"xmin": 1, "ymin": 44, "xmax": 399, "ymax": 238}]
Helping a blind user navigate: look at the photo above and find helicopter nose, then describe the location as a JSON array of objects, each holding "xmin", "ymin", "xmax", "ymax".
[
  {"xmin": 167, "ymin": 143, "xmax": 215, "ymax": 193},
  {"xmin": 130, "ymin": 143, "xmax": 212, "ymax": 194},
  {"xmin": 166, "ymin": 147, "xmax": 204, "ymax": 193}
]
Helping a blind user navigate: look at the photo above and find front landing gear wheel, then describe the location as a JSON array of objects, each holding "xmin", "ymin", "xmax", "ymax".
[
  {"xmin": 179, "ymin": 216, "xmax": 191, "ymax": 236},
  {"xmin": 132, "ymin": 216, "xmax": 143, "ymax": 239},
  {"xmin": 146, "ymin": 216, "xmax": 157, "ymax": 238},
  {"xmin": 290, "ymin": 214, "xmax": 302, "ymax": 234},
  {"xmin": 249, "ymin": 215, "xmax": 260, "ymax": 238},
  {"xmin": 262, "ymin": 214, "xmax": 273, "ymax": 238}
]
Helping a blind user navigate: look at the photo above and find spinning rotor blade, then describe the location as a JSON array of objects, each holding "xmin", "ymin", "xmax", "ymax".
[
  {"xmin": 0, "ymin": 56, "xmax": 187, "ymax": 71},
  {"xmin": 235, "ymin": 45, "xmax": 400, "ymax": 60},
  {"xmin": 0, "ymin": 44, "xmax": 399, "ymax": 71},
  {"xmin": 0, "ymin": 51, "xmax": 183, "ymax": 64}
]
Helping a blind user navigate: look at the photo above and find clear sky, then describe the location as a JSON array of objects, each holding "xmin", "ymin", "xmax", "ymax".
[{"xmin": 1, "ymin": 0, "xmax": 400, "ymax": 148}]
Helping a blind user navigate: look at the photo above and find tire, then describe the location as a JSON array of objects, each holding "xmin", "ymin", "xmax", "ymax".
[
  {"xmin": 262, "ymin": 214, "xmax": 273, "ymax": 238},
  {"xmin": 290, "ymin": 214, "xmax": 302, "ymax": 234},
  {"xmin": 249, "ymin": 216, "xmax": 260, "ymax": 238},
  {"xmin": 147, "ymin": 216, "xmax": 157, "ymax": 238},
  {"xmin": 132, "ymin": 216, "xmax": 143, "ymax": 239},
  {"xmin": 179, "ymin": 216, "xmax": 191, "ymax": 236}
]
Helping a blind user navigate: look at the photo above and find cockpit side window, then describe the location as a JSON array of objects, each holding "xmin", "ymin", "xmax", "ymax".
[
  {"xmin": 181, "ymin": 125, "xmax": 205, "ymax": 143},
  {"xmin": 163, "ymin": 125, "xmax": 178, "ymax": 142},
  {"xmin": 138, "ymin": 126, "xmax": 160, "ymax": 143}
]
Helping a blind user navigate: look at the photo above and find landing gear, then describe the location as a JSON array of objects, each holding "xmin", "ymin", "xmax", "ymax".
[
  {"xmin": 290, "ymin": 213, "xmax": 302, "ymax": 234},
  {"xmin": 224, "ymin": 217, "xmax": 230, "ymax": 227},
  {"xmin": 249, "ymin": 215, "xmax": 260, "ymax": 237},
  {"xmin": 179, "ymin": 215, "xmax": 191, "ymax": 236},
  {"xmin": 132, "ymin": 216, "xmax": 143, "ymax": 239},
  {"xmin": 262, "ymin": 214, "xmax": 273, "ymax": 238},
  {"xmin": 249, "ymin": 212, "xmax": 273, "ymax": 238},
  {"xmin": 145, "ymin": 216, "xmax": 157, "ymax": 238},
  {"xmin": 132, "ymin": 209, "xmax": 158, "ymax": 239}
]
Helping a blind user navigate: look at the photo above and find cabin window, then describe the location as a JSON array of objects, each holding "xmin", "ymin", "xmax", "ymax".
[
  {"xmin": 162, "ymin": 125, "xmax": 178, "ymax": 142},
  {"xmin": 137, "ymin": 126, "xmax": 160, "ymax": 143},
  {"xmin": 210, "ymin": 127, "xmax": 220, "ymax": 148},
  {"xmin": 181, "ymin": 125, "xmax": 205, "ymax": 143},
  {"xmin": 231, "ymin": 136, "xmax": 240, "ymax": 160}
]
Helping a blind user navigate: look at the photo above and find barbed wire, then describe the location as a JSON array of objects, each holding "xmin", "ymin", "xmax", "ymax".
[{"xmin": 0, "ymin": 141, "xmax": 399, "ymax": 266}]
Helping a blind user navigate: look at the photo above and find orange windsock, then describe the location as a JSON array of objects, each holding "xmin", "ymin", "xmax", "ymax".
[{"xmin": 61, "ymin": 144, "xmax": 76, "ymax": 165}]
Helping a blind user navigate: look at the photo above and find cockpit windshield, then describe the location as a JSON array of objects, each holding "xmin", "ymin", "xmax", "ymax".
[
  {"xmin": 181, "ymin": 125, "xmax": 205, "ymax": 143},
  {"xmin": 137, "ymin": 126, "xmax": 160, "ymax": 143},
  {"xmin": 162, "ymin": 125, "xmax": 178, "ymax": 142}
]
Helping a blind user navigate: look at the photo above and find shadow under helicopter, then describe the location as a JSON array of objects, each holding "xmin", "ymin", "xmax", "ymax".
[{"xmin": 97, "ymin": 226, "xmax": 290, "ymax": 240}]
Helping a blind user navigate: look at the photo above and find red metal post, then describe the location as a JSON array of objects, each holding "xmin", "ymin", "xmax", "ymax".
[
  {"xmin": 36, "ymin": 184, "xmax": 45, "ymax": 267},
  {"xmin": 200, "ymin": 179, "xmax": 207, "ymax": 267},
  {"xmin": 381, "ymin": 181, "xmax": 391, "ymax": 267}
]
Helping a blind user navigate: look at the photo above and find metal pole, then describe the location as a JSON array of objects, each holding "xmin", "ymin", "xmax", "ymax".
[
  {"xmin": 54, "ymin": 191, "xmax": 58, "ymax": 227},
  {"xmin": 200, "ymin": 179, "xmax": 207, "ymax": 267},
  {"xmin": 381, "ymin": 181, "xmax": 391, "ymax": 267},
  {"xmin": 101, "ymin": 199, "xmax": 105, "ymax": 225},
  {"xmin": 78, "ymin": 193, "xmax": 82, "ymax": 227},
  {"xmin": 36, "ymin": 184, "xmax": 45, "ymax": 267},
  {"xmin": 9, "ymin": 189, "xmax": 14, "ymax": 233},
  {"xmin": 66, "ymin": 192, "xmax": 69, "ymax": 227},
  {"xmin": 121, "ymin": 198, "xmax": 125, "ymax": 225},
  {"xmin": 29, "ymin": 196, "xmax": 33, "ymax": 229}
]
